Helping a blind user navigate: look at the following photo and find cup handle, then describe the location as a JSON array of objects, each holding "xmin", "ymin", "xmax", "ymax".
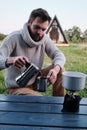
[{"xmin": 47, "ymin": 79, "xmax": 51, "ymax": 87}]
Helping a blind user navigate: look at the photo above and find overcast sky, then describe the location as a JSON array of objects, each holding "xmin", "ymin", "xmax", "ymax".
[{"xmin": 0, "ymin": 0, "xmax": 87, "ymax": 34}]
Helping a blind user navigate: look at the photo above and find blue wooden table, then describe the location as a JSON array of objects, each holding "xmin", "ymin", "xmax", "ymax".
[{"xmin": 0, "ymin": 94, "xmax": 87, "ymax": 129}]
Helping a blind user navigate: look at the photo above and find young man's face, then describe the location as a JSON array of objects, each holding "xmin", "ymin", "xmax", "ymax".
[{"xmin": 28, "ymin": 17, "xmax": 49, "ymax": 41}]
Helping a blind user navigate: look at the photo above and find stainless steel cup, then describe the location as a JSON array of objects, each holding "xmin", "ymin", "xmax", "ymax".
[{"xmin": 37, "ymin": 77, "xmax": 48, "ymax": 92}]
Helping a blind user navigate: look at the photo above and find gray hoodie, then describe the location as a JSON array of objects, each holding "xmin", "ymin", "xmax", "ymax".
[{"xmin": 0, "ymin": 23, "xmax": 66, "ymax": 88}]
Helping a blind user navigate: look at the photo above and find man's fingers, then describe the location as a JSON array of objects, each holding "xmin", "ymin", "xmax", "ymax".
[{"xmin": 14, "ymin": 56, "xmax": 29, "ymax": 68}]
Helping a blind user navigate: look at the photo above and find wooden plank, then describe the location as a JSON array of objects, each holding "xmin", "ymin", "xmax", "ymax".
[
  {"xmin": 0, "ymin": 112, "xmax": 87, "ymax": 128},
  {"xmin": 0, "ymin": 102, "xmax": 87, "ymax": 115},
  {"xmin": 0, "ymin": 94, "xmax": 64, "ymax": 104},
  {"xmin": 0, "ymin": 94, "xmax": 87, "ymax": 105},
  {"xmin": 0, "ymin": 125, "xmax": 75, "ymax": 130},
  {"xmin": 0, "ymin": 102, "xmax": 62, "ymax": 113}
]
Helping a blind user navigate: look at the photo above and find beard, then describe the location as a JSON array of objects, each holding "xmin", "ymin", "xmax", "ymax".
[
  {"xmin": 31, "ymin": 33, "xmax": 42, "ymax": 41},
  {"xmin": 28, "ymin": 27, "xmax": 43, "ymax": 42}
]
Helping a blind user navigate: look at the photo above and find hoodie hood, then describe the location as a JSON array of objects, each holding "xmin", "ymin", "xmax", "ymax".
[{"xmin": 21, "ymin": 23, "xmax": 46, "ymax": 48}]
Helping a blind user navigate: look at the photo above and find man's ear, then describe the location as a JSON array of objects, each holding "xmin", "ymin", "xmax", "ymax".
[
  {"xmin": 27, "ymin": 20, "xmax": 31, "ymax": 25},
  {"xmin": 28, "ymin": 19, "xmax": 32, "ymax": 25}
]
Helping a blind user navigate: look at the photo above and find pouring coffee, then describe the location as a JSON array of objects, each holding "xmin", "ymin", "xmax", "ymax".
[{"xmin": 16, "ymin": 62, "xmax": 40, "ymax": 87}]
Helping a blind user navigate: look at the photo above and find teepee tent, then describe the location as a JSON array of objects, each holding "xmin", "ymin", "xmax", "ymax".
[{"xmin": 46, "ymin": 15, "xmax": 68, "ymax": 44}]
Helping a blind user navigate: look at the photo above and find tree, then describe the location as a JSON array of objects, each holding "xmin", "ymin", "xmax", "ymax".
[
  {"xmin": 64, "ymin": 26, "xmax": 83, "ymax": 43},
  {"xmin": 0, "ymin": 33, "xmax": 6, "ymax": 40},
  {"xmin": 83, "ymin": 30, "xmax": 87, "ymax": 42}
]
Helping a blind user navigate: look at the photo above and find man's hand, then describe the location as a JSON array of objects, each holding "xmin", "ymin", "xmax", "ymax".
[
  {"xmin": 6, "ymin": 56, "xmax": 29, "ymax": 69},
  {"xmin": 47, "ymin": 65, "xmax": 60, "ymax": 84}
]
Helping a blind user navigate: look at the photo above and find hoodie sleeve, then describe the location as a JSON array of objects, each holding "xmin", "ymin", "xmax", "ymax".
[
  {"xmin": 0, "ymin": 57, "xmax": 7, "ymax": 70},
  {"xmin": 45, "ymin": 36, "xmax": 66, "ymax": 68},
  {"xmin": 0, "ymin": 40, "xmax": 9, "ymax": 70},
  {"xmin": 0, "ymin": 34, "xmax": 15, "ymax": 70}
]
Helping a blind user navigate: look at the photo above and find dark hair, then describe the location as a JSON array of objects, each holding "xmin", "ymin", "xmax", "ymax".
[{"xmin": 28, "ymin": 8, "xmax": 51, "ymax": 23}]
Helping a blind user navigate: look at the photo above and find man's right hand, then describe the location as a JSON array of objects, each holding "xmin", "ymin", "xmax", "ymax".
[{"xmin": 6, "ymin": 56, "xmax": 29, "ymax": 69}]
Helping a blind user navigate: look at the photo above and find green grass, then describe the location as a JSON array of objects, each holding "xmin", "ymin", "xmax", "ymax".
[
  {"xmin": 60, "ymin": 44, "xmax": 87, "ymax": 73},
  {"xmin": 0, "ymin": 70, "xmax": 7, "ymax": 94},
  {"xmin": 0, "ymin": 43, "xmax": 87, "ymax": 97}
]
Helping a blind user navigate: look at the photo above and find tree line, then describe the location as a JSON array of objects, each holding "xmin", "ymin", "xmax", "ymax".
[
  {"xmin": 0, "ymin": 33, "xmax": 6, "ymax": 40},
  {"xmin": 64, "ymin": 26, "xmax": 87, "ymax": 43},
  {"xmin": 0, "ymin": 26, "xmax": 87, "ymax": 43}
]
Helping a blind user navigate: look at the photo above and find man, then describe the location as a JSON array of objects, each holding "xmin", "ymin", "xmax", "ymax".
[{"xmin": 0, "ymin": 8, "xmax": 66, "ymax": 96}]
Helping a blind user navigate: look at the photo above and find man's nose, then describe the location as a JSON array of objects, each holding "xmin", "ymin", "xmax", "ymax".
[{"xmin": 37, "ymin": 29, "xmax": 44, "ymax": 35}]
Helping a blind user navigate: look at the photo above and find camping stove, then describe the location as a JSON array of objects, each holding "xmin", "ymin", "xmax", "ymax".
[
  {"xmin": 61, "ymin": 71, "xmax": 86, "ymax": 112},
  {"xmin": 62, "ymin": 90, "xmax": 81, "ymax": 112}
]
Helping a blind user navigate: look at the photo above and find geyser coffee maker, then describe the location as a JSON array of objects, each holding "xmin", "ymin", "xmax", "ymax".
[
  {"xmin": 16, "ymin": 62, "xmax": 40, "ymax": 87},
  {"xmin": 62, "ymin": 71, "xmax": 86, "ymax": 112}
]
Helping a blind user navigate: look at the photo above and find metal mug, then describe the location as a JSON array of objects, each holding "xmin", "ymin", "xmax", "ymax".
[{"xmin": 36, "ymin": 76, "xmax": 49, "ymax": 92}]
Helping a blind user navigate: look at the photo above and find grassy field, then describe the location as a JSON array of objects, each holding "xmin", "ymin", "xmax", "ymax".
[{"xmin": 0, "ymin": 42, "xmax": 87, "ymax": 97}]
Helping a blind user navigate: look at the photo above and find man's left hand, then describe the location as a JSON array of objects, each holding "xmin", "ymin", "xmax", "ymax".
[{"xmin": 47, "ymin": 65, "xmax": 60, "ymax": 84}]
